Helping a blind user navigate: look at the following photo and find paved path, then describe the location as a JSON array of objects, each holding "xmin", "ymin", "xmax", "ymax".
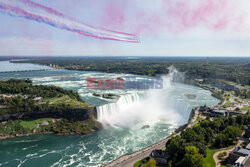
[
  {"xmin": 213, "ymin": 139, "xmax": 244, "ymax": 167},
  {"xmin": 103, "ymin": 110, "xmax": 198, "ymax": 167},
  {"xmin": 188, "ymin": 110, "xmax": 198, "ymax": 128},
  {"xmin": 103, "ymin": 134, "xmax": 178, "ymax": 167}
]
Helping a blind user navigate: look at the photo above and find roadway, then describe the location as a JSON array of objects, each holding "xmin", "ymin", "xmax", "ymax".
[{"xmin": 103, "ymin": 109, "xmax": 198, "ymax": 167}]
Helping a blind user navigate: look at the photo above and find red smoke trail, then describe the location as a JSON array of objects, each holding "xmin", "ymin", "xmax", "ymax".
[
  {"xmin": 100, "ymin": 0, "xmax": 248, "ymax": 35},
  {"xmin": 0, "ymin": 0, "xmax": 139, "ymax": 43},
  {"xmin": 20, "ymin": 0, "xmax": 64, "ymax": 17}
]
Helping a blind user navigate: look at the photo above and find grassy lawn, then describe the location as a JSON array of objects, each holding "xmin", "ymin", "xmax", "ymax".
[
  {"xmin": 20, "ymin": 118, "xmax": 53, "ymax": 130},
  {"xmin": 223, "ymin": 80, "xmax": 236, "ymax": 85},
  {"xmin": 43, "ymin": 96, "xmax": 88, "ymax": 107},
  {"xmin": 134, "ymin": 160, "xmax": 141, "ymax": 167},
  {"xmin": 196, "ymin": 117, "xmax": 202, "ymax": 122},
  {"xmin": 241, "ymin": 106, "xmax": 250, "ymax": 111},
  {"xmin": 67, "ymin": 100, "xmax": 88, "ymax": 107},
  {"xmin": 223, "ymin": 100, "xmax": 233, "ymax": 107},
  {"xmin": 193, "ymin": 122, "xmax": 200, "ymax": 128},
  {"xmin": 134, "ymin": 158, "xmax": 156, "ymax": 167},
  {"xmin": 44, "ymin": 96, "xmax": 69, "ymax": 104},
  {"xmin": 43, "ymin": 96, "xmax": 61, "ymax": 102},
  {"xmin": 49, "ymin": 96, "xmax": 69, "ymax": 104},
  {"xmin": 223, "ymin": 80, "xmax": 250, "ymax": 88},
  {"xmin": 143, "ymin": 158, "xmax": 156, "ymax": 167},
  {"xmin": 204, "ymin": 148, "xmax": 219, "ymax": 167},
  {"xmin": 205, "ymin": 145, "xmax": 236, "ymax": 167},
  {"xmin": 54, "ymin": 96, "xmax": 70, "ymax": 104},
  {"xmin": 192, "ymin": 117, "xmax": 203, "ymax": 127}
]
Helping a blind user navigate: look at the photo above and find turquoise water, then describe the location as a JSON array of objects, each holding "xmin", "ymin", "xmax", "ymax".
[
  {"xmin": 0, "ymin": 60, "xmax": 52, "ymax": 72},
  {"xmin": 0, "ymin": 62, "xmax": 220, "ymax": 167}
]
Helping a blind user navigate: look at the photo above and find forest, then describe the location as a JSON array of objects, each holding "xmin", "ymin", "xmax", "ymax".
[
  {"xmin": 0, "ymin": 79, "xmax": 85, "ymax": 116},
  {"xmin": 0, "ymin": 79, "xmax": 100, "ymax": 137},
  {"xmin": 15, "ymin": 56, "xmax": 250, "ymax": 85},
  {"xmin": 0, "ymin": 78, "xmax": 82, "ymax": 100},
  {"xmin": 165, "ymin": 115, "xmax": 250, "ymax": 167}
]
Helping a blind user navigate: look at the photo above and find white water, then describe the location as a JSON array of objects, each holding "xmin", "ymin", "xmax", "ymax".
[
  {"xmin": 0, "ymin": 67, "xmax": 220, "ymax": 167},
  {"xmin": 0, "ymin": 60, "xmax": 53, "ymax": 72},
  {"xmin": 96, "ymin": 66, "xmax": 191, "ymax": 128},
  {"xmin": 97, "ymin": 93, "xmax": 140, "ymax": 126}
]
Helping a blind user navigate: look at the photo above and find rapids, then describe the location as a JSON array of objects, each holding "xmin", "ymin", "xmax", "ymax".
[{"xmin": 0, "ymin": 63, "xmax": 219, "ymax": 167}]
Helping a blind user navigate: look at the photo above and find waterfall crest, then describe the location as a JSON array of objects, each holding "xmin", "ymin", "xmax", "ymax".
[
  {"xmin": 96, "ymin": 66, "xmax": 191, "ymax": 128},
  {"xmin": 97, "ymin": 93, "xmax": 140, "ymax": 125}
]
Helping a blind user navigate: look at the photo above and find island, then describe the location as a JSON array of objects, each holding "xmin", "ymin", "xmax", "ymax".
[
  {"xmin": 2, "ymin": 57, "xmax": 250, "ymax": 167},
  {"xmin": 0, "ymin": 79, "xmax": 102, "ymax": 139}
]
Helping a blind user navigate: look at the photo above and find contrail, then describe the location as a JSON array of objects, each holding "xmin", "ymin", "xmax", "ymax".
[{"xmin": 0, "ymin": 0, "xmax": 139, "ymax": 43}]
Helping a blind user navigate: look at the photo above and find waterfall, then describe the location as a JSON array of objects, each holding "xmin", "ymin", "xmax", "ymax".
[
  {"xmin": 97, "ymin": 93, "xmax": 140, "ymax": 125},
  {"xmin": 170, "ymin": 99, "xmax": 192, "ymax": 124},
  {"xmin": 96, "ymin": 91, "xmax": 192, "ymax": 127},
  {"xmin": 96, "ymin": 66, "xmax": 192, "ymax": 128}
]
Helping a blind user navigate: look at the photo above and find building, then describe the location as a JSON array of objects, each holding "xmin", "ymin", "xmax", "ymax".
[
  {"xmin": 150, "ymin": 150, "xmax": 169, "ymax": 166},
  {"xmin": 199, "ymin": 105, "xmax": 229, "ymax": 117},
  {"xmin": 212, "ymin": 82, "xmax": 235, "ymax": 91},
  {"xmin": 234, "ymin": 155, "xmax": 250, "ymax": 167},
  {"xmin": 246, "ymin": 125, "xmax": 250, "ymax": 138},
  {"xmin": 212, "ymin": 108, "xmax": 229, "ymax": 117},
  {"xmin": 229, "ymin": 147, "xmax": 250, "ymax": 165},
  {"xmin": 246, "ymin": 143, "xmax": 250, "ymax": 150}
]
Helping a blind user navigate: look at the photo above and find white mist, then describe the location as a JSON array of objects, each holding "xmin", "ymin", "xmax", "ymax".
[{"xmin": 97, "ymin": 66, "xmax": 189, "ymax": 128}]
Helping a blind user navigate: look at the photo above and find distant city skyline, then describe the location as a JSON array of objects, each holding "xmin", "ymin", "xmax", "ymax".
[{"xmin": 0, "ymin": 0, "xmax": 250, "ymax": 57}]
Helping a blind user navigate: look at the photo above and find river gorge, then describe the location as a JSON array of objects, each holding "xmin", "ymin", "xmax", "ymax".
[{"xmin": 0, "ymin": 61, "xmax": 220, "ymax": 167}]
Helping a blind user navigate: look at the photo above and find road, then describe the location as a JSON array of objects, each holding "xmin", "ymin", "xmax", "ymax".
[
  {"xmin": 103, "ymin": 134, "xmax": 178, "ymax": 167},
  {"xmin": 103, "ymin": 110, "xmax": 199, "ymax": 167}
]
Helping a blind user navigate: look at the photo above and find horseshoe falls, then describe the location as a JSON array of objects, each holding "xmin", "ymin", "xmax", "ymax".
[
  {"xmin": 97, "ymin": 93, "xmax": 141, "ymax": 126},
  {"xmin": 96, "ymin": 68, "xmax": 194, "ymax": 129},
  {"xmin": 96, "ymin": 91, "xmax": 192, "ymax": 128},
  {"xmin": 0, "ymin": 67, "xmax": 220, "ymax": 167}
]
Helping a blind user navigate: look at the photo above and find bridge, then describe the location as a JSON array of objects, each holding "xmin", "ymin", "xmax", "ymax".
[{"xmin": 0, "ymin": 68, "xmax": 56, "ymax": 73}]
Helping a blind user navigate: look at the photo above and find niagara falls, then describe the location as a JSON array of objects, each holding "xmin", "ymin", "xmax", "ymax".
[
  {"xmin": 0, "ymin": 63, "xmax": 220, "ymax": 166},
  {"xmin": 1, "ymin": 0, "xmax": 250, "ymax": 166}
]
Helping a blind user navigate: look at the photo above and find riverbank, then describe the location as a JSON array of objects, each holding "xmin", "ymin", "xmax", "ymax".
[
  {"xmin": 0, "ymin": 132, "xmax": 53, "ymax": 140},
  {"xmin": 0, "ymin": 79, "xmax": 102, "ymax": 140},
  {"xmin": 105, "ymin": 83, "xmax": 230, "ymax": 167},
  {"xmin": 0, "ymin": 117, "xmax": 103, "ymax": 140},
  {"xmin": 0, "ymin": 127, "xmax": 99, "ymax": 140},
  {"xmin": 0, "ymin": 69, "xmax": 221, "ymax": 166},
  {"xmin": 102, "ymin": 109, "xmax": 199, "ymax": 167}
]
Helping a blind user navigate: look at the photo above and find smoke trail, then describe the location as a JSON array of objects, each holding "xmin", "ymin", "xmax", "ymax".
[{"xmin": 0, "ymin": 0, "xmax": 139, "ymax": 43}]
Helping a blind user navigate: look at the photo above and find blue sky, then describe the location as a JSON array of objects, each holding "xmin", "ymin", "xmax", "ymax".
[{"xmin": 0, "ymin": 0, "xmax": 250, "ymax": 57}]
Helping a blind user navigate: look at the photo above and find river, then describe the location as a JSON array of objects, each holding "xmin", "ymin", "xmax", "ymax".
[{"xmin": 0, "ymin": 61, "xmax": 219, "ymax": 167}]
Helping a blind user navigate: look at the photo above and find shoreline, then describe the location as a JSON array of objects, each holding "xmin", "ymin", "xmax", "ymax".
[
  {"xmin": 103, "ymin": 85, "xmax": 222, "ymax": 166},
  {"xmin": 0, "ymin": 129, "xmax": 98, "ymax": 141},
  {"xmin": 0, "ymin": 132, "xmax": 53, "ymax": 140},
  {"xmin": 0, "ymin": 70, "xmax": 221, "ymax": 166},
  {"xmin": 102, "ymin": 108, "xmax": 199, "ymax": 167},
  {"xmin": 194, "ymin": 82, "xmax": 225, "ymax": 104}
]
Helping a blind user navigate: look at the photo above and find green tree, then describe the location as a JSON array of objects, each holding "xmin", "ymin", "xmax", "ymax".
[
  {"xmin": 181, "ymin": 128, "xmax": 203, "ymax": 143},
  {"xmin": 166, "ymin": 136, "xmax": 185, "ymax": 163},
  {"xmin": 214, "ymin": 126, "xmax": 242, "ymax": 148},
  {"xmin": 179, "ymin": 146, "xmax": 204, "ymax": 167}
]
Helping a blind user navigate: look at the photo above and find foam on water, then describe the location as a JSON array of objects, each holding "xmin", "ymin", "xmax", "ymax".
[{"xmin": 0, "ymin": 67, "xmax": 220, "ymax": 167}]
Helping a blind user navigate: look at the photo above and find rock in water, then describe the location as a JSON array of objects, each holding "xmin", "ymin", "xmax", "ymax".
[
  {"xmin": 185, "ymin": 94, "xmax": 196, "ymax": 99},
  {"xmin": 141, "ymin": 125, "xmax": 150, "ymax": 129}
]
